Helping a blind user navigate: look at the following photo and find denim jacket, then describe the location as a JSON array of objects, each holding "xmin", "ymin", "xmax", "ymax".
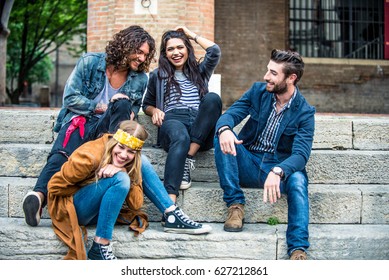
[
  {"xmin": 142, "ymin": 44, "xmax": 221, "ymax": 112},
  {"xmin": 54, "ymin": 53, "xmax": 148, "ymax": 132},
  {"xmin": 216, "ymin": 82, "xmax": 316, "ymax": 180}
]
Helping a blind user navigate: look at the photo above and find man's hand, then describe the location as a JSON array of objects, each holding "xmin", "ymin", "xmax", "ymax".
[
  {"xmin": 263, "ymin": 172, "xmax": 281, "ymax": 204},
  {"xmin": 218, "ymin": 127, "xmax": 243, "ymax": 156},
  {"xmin": 94, "ymin": 103, "xmax": 108, "ymax": 114}
]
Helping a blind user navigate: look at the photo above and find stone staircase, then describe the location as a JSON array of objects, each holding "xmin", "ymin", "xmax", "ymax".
[{"xmin": 0, "ymin": 108, "xmax": 388, "ymax": 260}]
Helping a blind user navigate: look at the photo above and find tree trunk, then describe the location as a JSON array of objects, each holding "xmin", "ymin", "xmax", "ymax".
[
  {"xmin": 0, "ymin": 0, "xmax": 15, "ymax": 105},
  {"xmin": 10, "ymin": 89, "xmax": 20, "ymax": 104}
]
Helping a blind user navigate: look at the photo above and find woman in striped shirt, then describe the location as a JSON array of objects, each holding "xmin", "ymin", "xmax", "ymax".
[{"xmin": 142, "ymin": 26, "xmax": 222, "ymax": 220}]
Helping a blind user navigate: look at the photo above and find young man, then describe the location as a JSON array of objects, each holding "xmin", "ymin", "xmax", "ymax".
[
  {"xmin": 214, "ymin": 49, "xmax": 315, "ymax": 260},
  {"xmin": 22, "ymin": 25, "xmax": 156, "ymax": 227}
]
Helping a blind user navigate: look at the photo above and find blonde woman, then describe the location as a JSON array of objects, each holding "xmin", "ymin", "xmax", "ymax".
[{"xmin": 48, "ymin": 120, "xmax": 210, "ymax": 260}]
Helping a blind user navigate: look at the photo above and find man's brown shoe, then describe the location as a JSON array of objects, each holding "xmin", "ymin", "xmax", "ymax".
[
  {"xmin": 224, "ymin": 204, "xmax": 244, "ymax": 232},
  {"xmin": 290, "ymin": 250, "xmax": 307, "ymax": 260}
]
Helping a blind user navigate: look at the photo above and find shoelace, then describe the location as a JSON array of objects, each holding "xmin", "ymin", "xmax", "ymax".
[
  {"xmin": 183, "ymin": 158, "xmax": 195, "ymax": 181},
  {"xmin": 175, "ymin": 208, "xmax": 200, "ymax": 227},
  {"xmin": 101, "ymin": 243, "xmax": 117, "ymax": 260}
]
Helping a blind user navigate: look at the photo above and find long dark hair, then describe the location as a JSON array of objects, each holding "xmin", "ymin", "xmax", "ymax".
[{"xmin": 158, "ymin": 30, "xmax": 207, "ymax": 97}]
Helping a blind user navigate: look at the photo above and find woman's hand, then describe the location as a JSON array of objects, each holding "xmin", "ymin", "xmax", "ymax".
[
  {"xmin": 175, "ymin": 25, "xmax": 215, "ymax": 49},
  {"xmin": 151, "ymin": 108, "xmax": 165, "ymax": 127},
  {"xmin": 175, "ymin": 26, "xmax": 196, "ymax": 40},
  {"xmin": 98, "ymin": 164, "xmax": 125, "ymax": 178}
]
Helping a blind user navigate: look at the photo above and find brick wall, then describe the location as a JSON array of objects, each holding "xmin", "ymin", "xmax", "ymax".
[
  {"xmin": 215, "ymin": 0, "xmax": 287, "ymax": 107},
  {"xmin": 87, "ymin": 0, "xmax": 214, "ymax": 68},
  {"xmin": 86, "ymin": 0, "xmax": 389, "ymax": 113},
  {"xmin": 301, "ymin": 59, "xmax": 389, "ymax": 113},
  {"xmin": 214, "ymin": 0, "xmax": 389, "ymax": 113}
]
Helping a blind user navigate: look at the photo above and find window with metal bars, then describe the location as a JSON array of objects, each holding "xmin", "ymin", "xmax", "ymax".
[{"xmin": 289, "ymin": 0, "xmax": 384, "ymax": 59}]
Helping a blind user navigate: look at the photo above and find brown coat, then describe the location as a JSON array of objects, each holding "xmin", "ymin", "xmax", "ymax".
[{"xmin": 47, "ymin": 134, "xmax": 148, "ymax": 260}]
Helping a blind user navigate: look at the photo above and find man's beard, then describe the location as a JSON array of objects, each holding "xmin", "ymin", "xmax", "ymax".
[{"xmin": 267, "ymin": 79, "xmax": 288, "ymax": 95}]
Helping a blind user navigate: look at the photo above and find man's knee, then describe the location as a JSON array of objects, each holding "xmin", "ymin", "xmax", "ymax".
[
  {"xmin": 111, "ymin": 98, "xmax": 132, "ymax": 113},
  {"xmin": 285, "ymin": 172, "xmax": 308, "ymax": 194}
]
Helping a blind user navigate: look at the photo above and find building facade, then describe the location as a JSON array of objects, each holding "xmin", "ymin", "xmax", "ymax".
[{"xmin": 86, "ymin": 0, "xmax": 389, "ymax": 113}]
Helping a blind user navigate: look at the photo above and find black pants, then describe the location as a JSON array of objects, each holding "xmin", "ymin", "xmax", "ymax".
[{"xmin": 159, "ymin": 92, "xmax": 222, "ymax": 196}]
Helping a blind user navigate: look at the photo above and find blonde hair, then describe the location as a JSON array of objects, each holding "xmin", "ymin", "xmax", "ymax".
[{"xmin": 96, "ymin": 120, "xmax": 149, "ymax": 185}]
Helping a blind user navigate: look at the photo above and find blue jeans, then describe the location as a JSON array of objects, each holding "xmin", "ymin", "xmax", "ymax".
[
  {"xmin": 214, "ymin": 136, "xmax": 310, "ymax": 255},
  {"xmin": 73, "ymin": 171, "xmax": 131, "ymax": 240},
  {"xmin": 33, "ymin": 99, "xmax": 133, "ymax": 205},
  {"xmin": 73, "ymin": 155, "xmax": 175, "ymax": 240},
  {"xmin": 140, "ymin": 155, "xmax": 175, "ymax": 212},
  {"xmin": 159, "ymin": 92, "xmax": 222, "ymax": 196}
]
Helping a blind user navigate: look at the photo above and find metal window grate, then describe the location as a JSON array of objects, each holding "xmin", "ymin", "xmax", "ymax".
[{"xmin": 289, "ymin": 0, "xmax": 384, "ymax": 59}]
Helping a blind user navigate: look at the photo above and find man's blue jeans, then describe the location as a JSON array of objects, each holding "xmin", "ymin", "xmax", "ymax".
[
  {"xmin": 214, "ymin": 136, "xmax": 310, "ymax": 255},
  {"xmin": 73, "ymin": 155, "xmax": 174, "ymax": 240}
]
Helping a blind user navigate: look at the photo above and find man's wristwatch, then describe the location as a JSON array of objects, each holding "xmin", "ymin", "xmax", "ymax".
[{"xmin": 271, "ymin": 167, "xmax": 284, "ymax": 178}]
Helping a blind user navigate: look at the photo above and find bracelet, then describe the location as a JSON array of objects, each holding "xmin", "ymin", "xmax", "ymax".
[
  {"xmin": 218, "ymin": 127, "xmax": 231, "ymax": 136},
  {"xmin": 194, "ymin": 34, "xmax": 200, "ymax": 43}
]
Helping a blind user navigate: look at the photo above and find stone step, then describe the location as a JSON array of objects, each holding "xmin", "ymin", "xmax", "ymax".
[
  {"xmin": 1, "ymin": 108, "xmax": 388, "ymax": 261},
  {"xmin": 0, "ymin": 217, "xmax": 388, "ymax": 260},
  {"xmin": 1, "ymin": 178, "xmax": 388, "ymax": 225},
  {"xmin": 1, "ymin": 144, "xmax": 388, "ymax": 184},
  {"xmin": 1, "ymin": 108, "xmax": 389, "ymax": 151}
]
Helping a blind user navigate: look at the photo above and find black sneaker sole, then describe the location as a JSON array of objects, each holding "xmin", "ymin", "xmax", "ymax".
[{"xmin": 22, "ymin": 193, "xmax": 41, "ymax": 227}]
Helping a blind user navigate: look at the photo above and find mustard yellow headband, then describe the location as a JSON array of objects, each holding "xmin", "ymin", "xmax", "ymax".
[{"xmin": 113, "ymin": 129, "xmax": 144, "ymax": 151}]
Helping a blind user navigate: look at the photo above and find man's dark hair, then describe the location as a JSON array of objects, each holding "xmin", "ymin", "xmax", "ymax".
[
  {"xmin": 270, "ymin": 49, "xmax": 304, "ymax": 84},
  {"xmin": 105, "ymin": 25, "xmax": 156, "ymax": 72}
]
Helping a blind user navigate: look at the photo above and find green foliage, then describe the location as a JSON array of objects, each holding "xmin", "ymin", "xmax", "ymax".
[
  {"xmin": 6, "ymin": 0, "xmax": 87, "ymax": 103},
  {"xmin": 267, "ymin": 217, "xmax": 280, "ymax": 225}
]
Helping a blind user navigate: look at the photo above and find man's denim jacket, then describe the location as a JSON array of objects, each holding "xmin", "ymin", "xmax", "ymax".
[
  {"xmin": 215, "ymin": 82, "xmax": 316, "ymax": 181},
  {"xmin": 54, "ymin": 52, "xmax": 148, "ymax": 132}
]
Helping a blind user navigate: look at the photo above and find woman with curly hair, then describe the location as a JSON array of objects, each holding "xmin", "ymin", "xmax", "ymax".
[
  {"xmin": 142, "ymin": 26, "xmax": 222, "ymax": 226},
  {"xmin": 23, "ymin": 25, "xmax": 156, "ymax": 228}
]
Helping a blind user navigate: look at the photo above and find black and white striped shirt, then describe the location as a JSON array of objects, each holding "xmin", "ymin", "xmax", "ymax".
[{"xmin": 164, "ymin": 71, "xmax": 200, "ymax": 112}]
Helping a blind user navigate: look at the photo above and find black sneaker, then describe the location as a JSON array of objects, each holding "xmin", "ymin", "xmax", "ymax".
[
  {"xmin": 87, "ymin": 241, "xmax": 117, "ymax": 260},
  {"xmin": 22, "ymin": 191, "xmax": 42, "ymax": 227},
  {"xmin": 180, "ymin": 157, "xmax": 195, "ymax": 190},
  {"xmin": 163, "ymin": 207, "xmax": 212, "ymax": 234}
]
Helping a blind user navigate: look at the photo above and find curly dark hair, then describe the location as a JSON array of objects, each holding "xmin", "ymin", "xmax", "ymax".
[
  {"xmin": 158, "ymin": 30, "xmax": 207, "ymax": 97},
  {"xmin": 105, "ymin": 25, "xmax": 156, "ymax": 72}
]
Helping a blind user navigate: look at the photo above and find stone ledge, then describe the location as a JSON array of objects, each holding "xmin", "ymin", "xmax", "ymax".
[
  {"xmin": 1, "ymin": 178, "xmax": 388, "ymax": 225},
  {"xmin": 0, "ymin": 218, "xmax": 388, "ymax": 260},
  {"xmin": 1, "ymin": 109, "xmax": 389, "ymax": 150},
  {"xmin": 1, "ymin": 145, "xmax": 388, "ymax": 184}
]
